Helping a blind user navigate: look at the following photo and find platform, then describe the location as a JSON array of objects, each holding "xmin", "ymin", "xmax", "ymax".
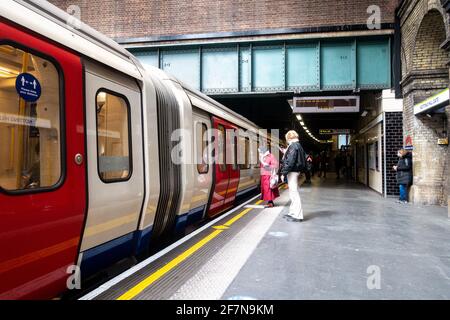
[{"xmin": 80, "ymin": 177, "xmax": 450, "ymax": 300}]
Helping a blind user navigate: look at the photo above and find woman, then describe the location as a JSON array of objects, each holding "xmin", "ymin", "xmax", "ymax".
[
  {"xmin": 259, "ymin": 146, "xmax": 280, "ymax": 208},
  {"xmin": 280, "ymin": 130, "xmax": 306, "ymax": 222},
  {"xmin": 393, "ymin": 149, "xmax": 412, "ymax": 204}
]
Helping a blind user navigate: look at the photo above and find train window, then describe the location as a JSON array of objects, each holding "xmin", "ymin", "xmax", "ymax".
[
  {"xmin": 96, "ymin": 90, "xmax": 131, "ymax": 182},
  {"xmin": 197, "ymin": 123, "xmax": 209, "ymax": 174},
  {"xmin": 232, "ymin": 135, "xmax": 238, "ymax": 170},
  {"xmin": 239, "ymin": 137, "xmax": 251, "ymax": 170},
  {"xmin": 218, "ymin": 125, "xmax": 226, "ymax": 172},
  {"xmin": 0, "ymin": 45, "xmax": 62, "ymax": 191},
  {"xmin": 254, "ymin": 138, "xmax": 260, "ymax": 168}
]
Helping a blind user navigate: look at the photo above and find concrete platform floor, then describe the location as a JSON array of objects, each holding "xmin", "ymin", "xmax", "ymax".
[{"xmin": 222, "ymin": 176, "xmax": 450, "ymax": 300}]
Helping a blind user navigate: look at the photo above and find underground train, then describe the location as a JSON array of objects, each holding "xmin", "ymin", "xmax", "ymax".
[{"xmin": 0, "ymin": 1, "xmax": 281, "ymax": 299}]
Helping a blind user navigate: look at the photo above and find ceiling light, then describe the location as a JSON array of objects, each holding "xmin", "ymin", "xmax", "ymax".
[
  {"xmin": 361, "ymin": 110, "xmax": 368, "ymax": 117},
  {"xmin": 300, "ymin": 121, "xmax": 305, "ymax": 126},
  {"xmin": 296, "ymin": 114, "xmax": 302, "ymax": 121}
]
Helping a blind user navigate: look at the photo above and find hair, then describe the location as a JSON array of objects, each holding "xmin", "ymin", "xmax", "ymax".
[
  {"xmin": 285, "ymin": 130, "xmax": 299, "ymax": 142},
  {"xmin": 398, "ymin": 149, "xmax": 408, "ymax": 157}
]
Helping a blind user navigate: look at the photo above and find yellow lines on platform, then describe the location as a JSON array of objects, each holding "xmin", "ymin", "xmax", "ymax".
[{"xmin": 117, "ymin": 199, "xmax": 264, "ymax": 300}]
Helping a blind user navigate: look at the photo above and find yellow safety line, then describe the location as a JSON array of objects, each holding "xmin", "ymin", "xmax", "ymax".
[{"xmin": 116, "ymin": 199, "xmax": 264, "ymax": 300}]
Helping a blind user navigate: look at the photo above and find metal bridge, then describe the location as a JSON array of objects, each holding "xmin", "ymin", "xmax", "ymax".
[{"xmin": 130, "ymin": 37, "xmax": 391, "ymax": 95}]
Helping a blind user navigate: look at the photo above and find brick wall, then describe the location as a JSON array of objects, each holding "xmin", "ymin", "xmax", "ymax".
[
  {"xmin": 48, "ymin": 0, "xmax": 399, "ymax": 40},
  {"xmin": 398, "ymin": 0, "xmax": 450, "ymax": 206},
  {"xmin": 385, "ymin": 112, "xmax": 403, "ymax": 196}
]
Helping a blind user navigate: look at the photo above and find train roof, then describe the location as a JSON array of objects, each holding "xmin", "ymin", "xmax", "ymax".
[{"xmin": 1, "ymin": 0, "xmax": 143, "ymax": 79}]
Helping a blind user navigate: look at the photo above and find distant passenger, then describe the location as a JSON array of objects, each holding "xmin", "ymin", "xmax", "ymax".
[
  {"xmin": 345, "ymin": 151, "xmax": 353, "ymax": 180},
  {"xmin": 259, "ymin": 146, "xmax": 280, "ymax": 208},
  {"xmin": 318, "ymin": 151, "xmax": 328, "ymax": 178},
  {"xmin": 393, "ymin": 149, "xmax": 413, "ymax": 204},
  {"xmin": 280, "ymin": 130, "xmax": 306, "ymax": 222},
  {"xmin": 334, "ymin": 152, "xmax": 343, "ymax": 179},
  {"xmin": 304, "ymin": 152, "xmax": 313, "ymax": 184}
]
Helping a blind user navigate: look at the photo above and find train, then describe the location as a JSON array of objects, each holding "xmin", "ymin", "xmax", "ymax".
[{"xmin": 0, "ymin": 0, "xmax": 281, "ymax": 299}]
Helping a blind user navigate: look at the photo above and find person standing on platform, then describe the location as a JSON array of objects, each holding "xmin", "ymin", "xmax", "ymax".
[
  {"xmin": 259, "ymin": 146, "xmax": 280, "ymax": 208},
  {"xmin": 305, "ymin": 152, "xmax": 313, "ymax": 184},
  {"xmin": 334, "ymin": 152, "xmax": 343, "ymax": 179},
  {"xmin": 280, "ymin": 130, "xmax": 306, "ymax": 222},
  {"xmin": 393, "ymin": 149, "xmax": 413, "ymax": 204},
  {"xmin": 318, "ymin": 151, "xmax": 328, "ymax": 178}
]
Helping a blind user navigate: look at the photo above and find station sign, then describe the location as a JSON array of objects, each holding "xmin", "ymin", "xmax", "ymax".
[
  {"xmin": 319, "ymin": 129, "xmax": 352, "ymax": 135},
  {"xmin": 293, "ymin": 96, "xmax": 360, "ymax": 113},
  {"xmin": 414, "ymin": 88, "xmax": 449, "ymax": 115}
]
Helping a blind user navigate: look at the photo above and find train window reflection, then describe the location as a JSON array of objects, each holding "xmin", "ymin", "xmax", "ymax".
[
  {"xmin": 96, "ymin": 90, "xmax": 131, "ymax": 182},
  {"xmin": 0, "ymin": 45, "xmax": 61, "ymax": 191}
]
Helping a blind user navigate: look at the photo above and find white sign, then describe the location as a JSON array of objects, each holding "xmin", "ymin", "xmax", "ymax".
[{"xmin": 414, "ymin": 88, "xmax": 449, "ymax": 115}]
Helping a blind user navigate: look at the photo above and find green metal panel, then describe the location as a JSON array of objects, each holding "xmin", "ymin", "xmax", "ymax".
[
  {"xmin": 320, "ymin": 42, "xmax": 354, "ymax": 90},
  {"xmin": 239, "ymin": 46, "xmax": 252, "ymax": 92},
  {"xmin": 357, "ymin": 40, "xmax": 391, "ymax": 89},
  {"xmin": 134, "ymin": 50, "xmax": 159, "ymax": 68},
  {"xmin": 252, "ymin": 46, "xmax": 285, "ymax": 92},
  {"xmin": 129, "ymin": 37, "xmax": 392, "ymax": 95},
  {"xmin": 160, "ymin": 49, "xmax": 200, "ymax": 89},
  {"xmin": 202, "ymin": 47, "xmax": 239, "ymax": 94},
  {"xmin": 286, "ymin": 44, "xmax": 320, "ymax": 91}
]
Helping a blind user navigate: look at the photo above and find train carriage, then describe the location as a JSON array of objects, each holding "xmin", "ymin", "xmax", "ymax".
[{"xmin": 0, "ymin": 0, "xmax": 279, "ymax": 299}]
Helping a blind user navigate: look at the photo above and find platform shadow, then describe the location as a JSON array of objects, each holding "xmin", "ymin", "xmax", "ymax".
[{"xmin": 303, "ymin": 210, "xmax": 337, "ymax": 221}]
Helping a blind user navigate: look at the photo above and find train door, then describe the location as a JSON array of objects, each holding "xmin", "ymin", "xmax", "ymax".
[
  {"xmin": 207, "ymin": 117, "xmax": 240, "ymax": 217},
  {"xmin": 0, "ymin": 21, "xmax": 86, "ymax": 299},
  {"xmin": 79, "ymin": 61, "xmax": 144, "ymax": 274}
]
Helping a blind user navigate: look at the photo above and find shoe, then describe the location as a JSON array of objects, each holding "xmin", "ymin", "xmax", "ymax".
[
  {"xmin": 283, "ymin": 214, "xmax": 293, "ymax": 219},
  {"xmin": 287, "ymin": 217, "xmax": 303, "ymax": 223},
  {"xmin": 401, "ymin": 200, "xmax": 408, "ymax": 204}
]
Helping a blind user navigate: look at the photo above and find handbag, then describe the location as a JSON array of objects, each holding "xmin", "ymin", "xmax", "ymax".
[{"xmin": 269, "ymin": 168, "xmax": 279, "ymax": 189}]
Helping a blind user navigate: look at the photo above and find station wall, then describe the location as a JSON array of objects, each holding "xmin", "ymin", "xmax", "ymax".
[
  {"xmin": 398, "ymin": 0, "xmax": 450, "ymax": 208},
  {"xmin": 48, "ymin": 0, "xmax": 399, "ymax": 42}
]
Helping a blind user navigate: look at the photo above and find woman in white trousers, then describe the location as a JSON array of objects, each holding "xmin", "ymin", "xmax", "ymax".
[{"xmin": 280, "ymin": 130, "xmax": 306, "ymax": 222}]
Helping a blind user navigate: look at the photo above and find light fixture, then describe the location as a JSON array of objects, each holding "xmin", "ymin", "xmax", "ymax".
[
  {"xmin": 296, "ymin": 114, "xmax": 302, "ymax": 121},
  {"xmin": 300, "ymin": 121, "xmax": 305, "ymax": 126},
  {"xmin": 361, "ymin": 110, "xmax": 368, "ymax": 117},
  {"xmin": 0, "ymin": 66, "xmax": 19, "ymax": 78}
]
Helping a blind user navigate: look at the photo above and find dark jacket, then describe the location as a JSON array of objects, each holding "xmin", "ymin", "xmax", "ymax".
[
  {"xmin": 281, "ymin": 141, "xmax": 306, "ymax": 176},
  {"xmin": 396, "ymin": 152, "xmax": 413, "ymax": 185}
]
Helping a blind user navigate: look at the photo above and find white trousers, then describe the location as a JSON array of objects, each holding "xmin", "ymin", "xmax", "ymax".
[{"xmin": 287, "ymin": 172, "xmax": 303, "ymax": 219}]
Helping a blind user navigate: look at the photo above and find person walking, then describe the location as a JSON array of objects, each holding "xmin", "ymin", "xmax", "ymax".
[
  {"xmin": 259, "ymin": 146, "xmax": 280, "ymax": 208},
  {"xmin": 393, "ymin": 149, "xmax": 413, "ymax": 204},
  {"xmin": 280, "ymin": 130, "xmax": 306, "ymax": 222}
]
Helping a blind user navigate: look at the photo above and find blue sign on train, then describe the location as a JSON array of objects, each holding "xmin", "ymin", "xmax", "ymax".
[{"xmin": 15, "ymin": 73, "xmax": 41, "ymax": 102}]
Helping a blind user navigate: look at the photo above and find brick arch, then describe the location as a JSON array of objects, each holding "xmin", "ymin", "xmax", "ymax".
[{"xmin": 412, "ymin": 9, "xmax": 449, "ymax": 73}]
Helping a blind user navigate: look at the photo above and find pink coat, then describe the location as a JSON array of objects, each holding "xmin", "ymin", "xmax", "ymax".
[{"xmin": 260, "ymin": 153, "xmax": 280, "ymax": 201}]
